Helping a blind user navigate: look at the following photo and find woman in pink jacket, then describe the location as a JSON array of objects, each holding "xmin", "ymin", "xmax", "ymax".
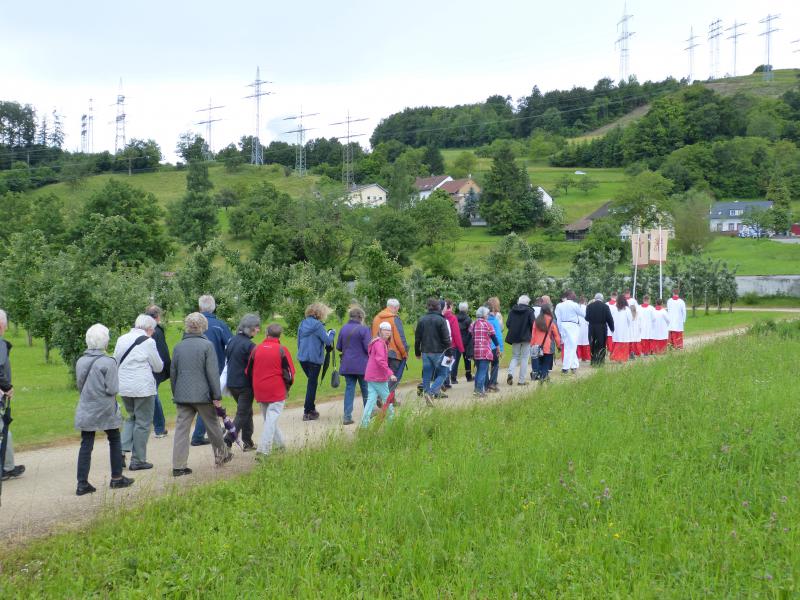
[{"xmin": 361, "ymin": 322, "xmax": 398, "ymax": 427}]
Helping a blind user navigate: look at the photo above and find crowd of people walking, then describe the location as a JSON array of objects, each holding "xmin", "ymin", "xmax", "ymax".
[{"xmin": 0, "ymin": 288, "xmax": 687, "ymax": 496}]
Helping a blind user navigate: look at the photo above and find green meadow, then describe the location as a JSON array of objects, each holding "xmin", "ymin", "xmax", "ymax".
[{"xmin": 2, "ymin": 320, "xmax": 799, "ymax": 596}]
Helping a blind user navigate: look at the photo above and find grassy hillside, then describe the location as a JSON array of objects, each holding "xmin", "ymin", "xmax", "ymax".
[
  {"xmin": 703, "ymin": 68, "xmax": 800, "ymax": 98},
  {"xmin": 28, "ymin": 163, "xmax": 320, "ymax": 211},
  {"xmin": 3, "ymin": 321, "xmax": 799, "ymax": 596}
]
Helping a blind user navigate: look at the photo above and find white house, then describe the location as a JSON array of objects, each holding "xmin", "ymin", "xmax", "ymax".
[
  {"xmin": 413, "ymin": 175, "xmax": 453, "ymax": 200},
  {"xmin": 708, "ymin": 200, "xmax": 773, "ymax": 233},
  {"xmin": 347, "ymin": 183, "xmax": 388, "ymax": 207},
  {"xmin": 537, "ymin": 186, "xmax": 553, "ymax": 208}
]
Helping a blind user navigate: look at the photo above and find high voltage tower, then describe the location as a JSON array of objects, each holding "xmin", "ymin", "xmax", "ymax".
[
  {"xmin": 283, "ymin": 109, "xmax": 319, "ymax": 177},
  {"xmin": 725, "ymin": 20, "xmax": 746, "ymax": 77},
  {"xmin": 615, "ymin": 1, "xmax": 635, "ymax": 82},
  {"xmin": 759, "ymin": 14, "xmax": 780, "ymax": 81},
  {"xmin": 245, "ymin": 66, "xmax": 272, "ymax": 165},
  {"xmin": 707, "ymin": 19, "xmax": 722, "ymax": 79},
  {"xmin": 196, "ymin": 98, "xmax": 224, "ymax": 160},
  {"xmin": 80, "ymin": 98, "xmax": 94, "ymax": 154},
  {"xmin": 792, "ymin": 39, "xmax": 799, "ymax": 54},
  {"xmin": 684, "ymin": 27, "xmax": 701, "ymax": 83},
  {"xmin": 113, "ymin": 79, "xmax": 126, "ymax": 154},
  {"xmin": 330, "ymin": 111, "xmax": 367, "ymax": 189}
]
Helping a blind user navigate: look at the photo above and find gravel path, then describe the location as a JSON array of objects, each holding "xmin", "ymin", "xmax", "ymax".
[{"xmin": 0, "ymin": 326, "xmax": 759, "ymax": 546}]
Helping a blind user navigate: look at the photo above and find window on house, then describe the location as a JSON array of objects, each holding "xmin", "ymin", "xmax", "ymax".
[{"xmin": 729, "ymin": 209, "xmax": 744, "ymax": 216}]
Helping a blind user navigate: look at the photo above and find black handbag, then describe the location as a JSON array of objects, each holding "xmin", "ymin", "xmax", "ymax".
[{"xmin": 279, "ymin": 347, "xmax": 294, "ymax": 390}]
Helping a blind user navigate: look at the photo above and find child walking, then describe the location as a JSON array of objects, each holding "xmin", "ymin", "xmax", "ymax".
[{"xmin": 361, "ymin": 322, "xmax": 398, "ymax": 427}]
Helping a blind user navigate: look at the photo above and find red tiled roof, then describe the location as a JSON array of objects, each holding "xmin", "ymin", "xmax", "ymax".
[
  {"xmin": 439, "ymin": 178, "xmax": 474, "ymax": 194},
  {"xmin": 414, "ymin": 175, "xmax": 450, "ymax": 192}
]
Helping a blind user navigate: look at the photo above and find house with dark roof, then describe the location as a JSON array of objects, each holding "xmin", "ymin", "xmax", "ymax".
[
  {"xmin": 708, "ymin": 200, "xmax": 773, "ymax": 234},
  {"xmin": 564, "ymin": 202, "xmax": 612, "ymax": 241},
  {"xmin": 413, "ymin": 175, "xmax": 453, "ymax": 199}
]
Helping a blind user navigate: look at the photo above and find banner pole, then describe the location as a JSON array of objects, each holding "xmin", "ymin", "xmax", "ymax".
[
  {"xmin": 658, "ymin": 223, "xmax": 663, "ymax": 300},
  {"xmin": 632, "ymin": 229, "xmax": 638, "ymax": 299}
]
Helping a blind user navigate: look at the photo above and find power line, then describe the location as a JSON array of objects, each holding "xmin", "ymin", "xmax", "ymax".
[
  {"xmin": 725, "ymin": 20, "xmax": 746, "ymax": 77},
  {"xmin": 707, "ymin": 19, "xmax": 723, "ymax": 80},
  {"xmin": 112, "ymin": 79, "xmax": 126, "ymax": 154},
  {"xmin": 244, "ymin": 66, "xmax": 272, "ymax": 165},
  {"xmin": 283, "ymin": 108, "xmax": 319, "ymax": 177},
  {"xmin": 684, "ymin": 27, "xmax": 702, "ymax": 83},
  {"xmin": 195, "ymin": 99, "xmax": 225, "ymax": 159},
  {"xmin": 758, "ymin": 14, "xmax": 780, "ymax": 81},
  {"xmin": 615, "ymin": 1, "xmax": 635, "ymax": 82},
  {"xmin": 330, "ymin": 111, "xmax": 367, "ymax": 189}
]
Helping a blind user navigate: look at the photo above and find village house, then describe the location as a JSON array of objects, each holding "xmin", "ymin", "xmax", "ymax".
[
  {"xmin": 708, "ymin": 200, "xmax": 773, "ymax": 234},
  {"xmin": 346, "ymin": 183, "xmax": 388, "ymax": 207},
  {"xmin": 413, "ymin": 175, "xmax": 453, "ymax": 200},
  {"xmin": 438, "ymin": 177, "xmax": 482, "ymax": 213}
]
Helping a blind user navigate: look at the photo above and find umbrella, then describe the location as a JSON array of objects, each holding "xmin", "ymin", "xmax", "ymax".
[{"xmin": 320, "ymin": 345, "xmax": 333, "ymax": 382}]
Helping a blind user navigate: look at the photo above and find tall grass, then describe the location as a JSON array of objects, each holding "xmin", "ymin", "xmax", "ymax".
[{"xmin": 2, "ymin": 321, "xmax": 799, "ymax": 596}]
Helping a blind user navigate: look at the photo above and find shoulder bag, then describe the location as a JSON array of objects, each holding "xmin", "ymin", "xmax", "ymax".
[
  {"xmin": 279, "ymin": 347, "xmax": 294, "ymax": 391},
  {"xmin": 531, "ymin": 320, "xmax": 552, "ymax": 359},
  {"xmin": 118, "ymin": 335, "xmax": 148, "ymax": 367}
]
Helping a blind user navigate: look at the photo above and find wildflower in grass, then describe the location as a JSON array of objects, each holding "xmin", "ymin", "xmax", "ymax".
[
  {"xmin": 731, "ymin": 530, "xmax": 737, "ymax": 538},
  {"xmin": 779, "ymin": 496, "xmax": 788, "ymax": 503},
  {"xmin": 720, "ymin": 444, "xmax": 730, "ymax": 454},
  {"xmin": 742, "ymin": 501, "xmax": 750, "ymax": 509},
  {"xmin": 613, "ymin": 533, "xmax": 620, "ymax": 539}
]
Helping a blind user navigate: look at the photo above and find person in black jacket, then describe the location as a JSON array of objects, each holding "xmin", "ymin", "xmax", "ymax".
[
  {"xmin": 145, "ymin": 305, "xmax": 172, "ymax": 438},
  {"xmin": 414, "ymin": 298, "xmax": 452, "ymax": 406},
  {"xmin": 225, "ymin": 314, "xmax": 260, "ymax": 451},
  {"xmin": 455, "ymin": 302, "xmax": 473, "ymax": 383},
  {"xmin": 504, "ymin": 295, "xmax": 536, "ymax": 386},
  {"xmin": 585, "ymin": 293, "xmax": 615, "ymax": 366}
]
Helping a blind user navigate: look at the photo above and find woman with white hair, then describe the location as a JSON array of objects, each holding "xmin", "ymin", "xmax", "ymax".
[
  {"xmin": 74, "ymin": 324, "xmax": 135, "ymax": 495},
  {"xmin": 113, "ymin": 314, "xmax": 164, "ymax": 470},
  {"xmin": 469, "ymin": 306, "xmax": 499, "ymax": 397},
  {"xmin": 171, "ymin": 313, "xmax": 232, "ymax": 476}
]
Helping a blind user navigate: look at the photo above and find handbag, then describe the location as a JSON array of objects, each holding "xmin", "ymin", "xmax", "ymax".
[
  {"xmin": 330, "ymin": 349, "xmax": 340, "ymax": 388},
  {"xmin": 279, "ymin": 347, "xmax": 294, "ymax": 390},
  {"xmin": 531, "ymin": 320, "xmax": 552, "ymax": 359}
]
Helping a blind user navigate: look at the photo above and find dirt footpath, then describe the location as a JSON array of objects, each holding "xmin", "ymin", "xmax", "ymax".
[{"xmin": 0, "ymin": 328, "xmax": 746, "ymax": 546}]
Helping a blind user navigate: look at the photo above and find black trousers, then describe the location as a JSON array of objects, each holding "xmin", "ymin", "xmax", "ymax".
[
  {"xmin": 300, "ymin": 361, "xmax": 321, "ymax": 414},
  {"xmin": 588, "ymin": 331, "xmax": 607, "ymax": 366},
  {"xmin": 229, "ymin": 386, "xmax": 254, "ymax": 446},
  {"xmin": 77, "ymin": 428, "xmax": 122, "ymax": 484}
]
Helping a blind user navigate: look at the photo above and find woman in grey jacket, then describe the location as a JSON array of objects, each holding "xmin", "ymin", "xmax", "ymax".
[
  {"xmin": 74, "ymin": 324, "xmax": 134, "ymax": 496},
  {"xmin": 170, "ymin": 313, "xmax": 233, "ymax": 477}
]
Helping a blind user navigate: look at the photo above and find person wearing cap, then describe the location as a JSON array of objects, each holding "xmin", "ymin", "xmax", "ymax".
[
  {"xmin": 585, "ymin": 293, "xmax": 615, "ymax": 366},
  {"xmin": 504, "ymin": 294, "xmax": 536, "ymax": 386},
  {"xmin": 361, "ymin": 321, "xmax": 397, "ymax": 426}
]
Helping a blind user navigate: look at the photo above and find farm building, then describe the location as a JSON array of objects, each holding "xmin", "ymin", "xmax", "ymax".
[
  {"xmin": 708, "ymin": 200, "xmax": 773, "ymax": 234},
  {"xmin": 564, "ymin": 202, "xmax": 612, "ymax": 241}
]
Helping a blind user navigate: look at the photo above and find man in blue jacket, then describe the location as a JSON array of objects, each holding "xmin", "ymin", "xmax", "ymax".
[{"xmin": 191, "ymin": 295, "xmax": 232, "ymax": 446}]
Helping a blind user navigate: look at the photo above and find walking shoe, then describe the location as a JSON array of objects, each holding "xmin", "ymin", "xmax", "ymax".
[
  {"xmin": 303, "ymin": 412, "xmax": 319, "ymax": 421},
  {"xmin": 76, "ymin": 482, "xmax": 96, "ymax": 496},
  {"xmin": 465, "ymin": 373, "xmax": 473, "ymax": 382},
  {"xmin": 343, "ymin": 418, "xmax": 355, "ymax": 425},
  {"xmin": 242, "ymin": 442, "xmax": 256, "ymax": 452},
  {"xmin": 424, "ymin": 393, "xmax": 434, "ymax": 407},
  {"xmin": 110, "ymin": 475, "xmax": 134, "ymax": 489},
  {"xmin": 154, "ymin": 430, "xmax": 169, "ymax": 438},
  {"xmin": 254, "ymin": 452, "xmax": 269, "ymax": 462},
  {"xmin": 2, "ymin": 465, "xmax": 25, "ymax": 480},
  {"xmin": 451, "ymin": 378, "xmax": 458, "ymax": 385},
  {"xmin": 507, "ymin": 373, "xmax": 513, "ymax": 385},
  {"xmin": 416, "ymin": 384, "xmax": 424, "ymax": 397},
  {"xmin": 472, "ymin": 391, "xmax": 486, "ymax": 398},
  {"xmin": 376, "ymin": 399, "xmax": 384, "ymax": 408},
  {"xmin": 217, "ymin": 452, "xmax": 233, "ymax": 466},
  {"xmin": 128, "ymin": 461, "xmax": 153, "ymax": 471},
  {"xmin": 172, "ymin": 468, "xmax": 192, "ymax": 477},
  {"xmin": 517, "ymin": 382, "xmax": 529, "ymax": 386},
  {"xmin": 436, "ymin": 392, "xmax": 448, "ymax": 399},
  {"xmin": 561, "ymin": 369, "xmax": 569, "ymax": 375},
  {"xmin": 191, "ymin": 438, "xmax": 211, "ymax": 446}
]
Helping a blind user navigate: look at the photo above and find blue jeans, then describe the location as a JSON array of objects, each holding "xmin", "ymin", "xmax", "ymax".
[
  {"xmin": 361, "ymin": 381, "xmax": 394, "ymax": 427},
  {"xmin": 153, "ymin": 392, "xmax": 166, "ymax": 435},
  {"xmin": 534, "ymin": 353, "xmax": 554, "ymax": 380},
  {"xmin": 343, "ymin": 374, "xmax": 368, "ymax": 422},
  {"xmin": 489, "ymin": 349, "xmax": 500, "ymax": 386},
  {"xmin": 474, "ymin": 359, "xmax": 490, "ymax": 393},
  {"xmin": 421, "ymin": 353, "xmax": 449, "ymax": 396}
]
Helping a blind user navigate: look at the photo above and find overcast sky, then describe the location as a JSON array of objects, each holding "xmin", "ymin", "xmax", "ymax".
[{"xmin": 2, "ymin": 0, "xmax": 798, "ymax": 161}]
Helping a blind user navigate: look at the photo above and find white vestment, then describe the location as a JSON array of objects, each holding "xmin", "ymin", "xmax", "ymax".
[{"xmin": 666, "ymin": 297, "xmax": 687, "ymax": 332}]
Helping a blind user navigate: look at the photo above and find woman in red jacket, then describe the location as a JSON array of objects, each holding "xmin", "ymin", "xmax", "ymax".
[{"xmin": 247, "ymin": 323, "xmax": 296, "ymax": 459}]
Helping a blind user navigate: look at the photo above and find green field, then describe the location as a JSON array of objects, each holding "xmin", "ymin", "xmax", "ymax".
[
  {"xmin": 5, "ymin": 310, "xmax": 791, "ymax": 451},
  {"xmin": 2, "ymin": 320, "xmax": 798, "ymax": 596}
]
